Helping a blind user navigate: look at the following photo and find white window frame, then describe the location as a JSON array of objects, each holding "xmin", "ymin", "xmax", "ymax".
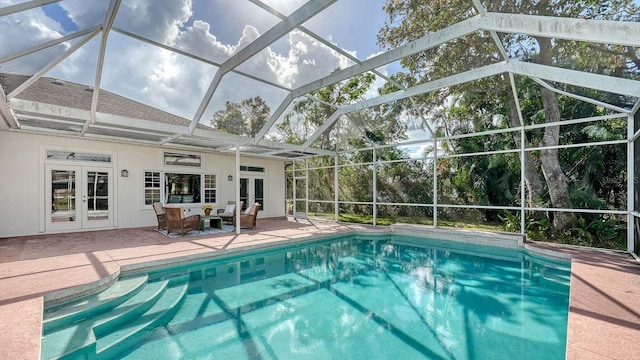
[{"xmin": 143, "ymin": 171, "xmax": 162, "ymax": 206}]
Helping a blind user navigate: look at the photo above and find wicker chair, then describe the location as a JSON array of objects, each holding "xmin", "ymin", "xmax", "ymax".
[
  {"xmin": 152, "ymin": 202, "xmax": 167, "ymax": 230},
  {"xmin": 165, "ymin": 206, "xmax": 201, "ymax": 236},
  {"xmin": 217, "ymin": 201, "xmax": 243, "ymax": 223},
  {"xmin": 235, "ymin": 203, "xmax": 261, "ymax": 229}
]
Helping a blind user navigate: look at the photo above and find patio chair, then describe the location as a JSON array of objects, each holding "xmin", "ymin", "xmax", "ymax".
[
  {"xmin": 165, "ymin": 206, "xmax": 201, "ymax": 236},
  {"xmin": 152, "ymin": 202, "xmax": 167, "ymax": 230},
  {"xmin": 235, "ymin": 203, "xmax": 261, "ymax": 230},
  {"xmin": 218, "ymin": 201, "xmax": 243, "ymax": 223}
]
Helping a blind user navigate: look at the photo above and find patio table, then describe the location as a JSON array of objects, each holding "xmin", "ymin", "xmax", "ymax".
[{"xmin": 200, "ymin": 215, "xmax": 223, "ymax": 231}]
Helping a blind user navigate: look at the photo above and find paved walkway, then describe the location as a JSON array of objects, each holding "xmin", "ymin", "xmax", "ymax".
[{"xmin": 0, "ymin": 218, "xmax": 638, "ymax": 359}]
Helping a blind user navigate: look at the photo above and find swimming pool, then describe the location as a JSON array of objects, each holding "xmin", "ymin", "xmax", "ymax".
[{"xmin": 42, "ymin": 233, "xmax": 571, "ymax": 359}]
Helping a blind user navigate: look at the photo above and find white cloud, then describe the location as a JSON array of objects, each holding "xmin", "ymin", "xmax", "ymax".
[
  {"xmin": 1, "ymin": 0, "xmax": 378, "ymax": 124},
  {"xmin": 59, "ymin": 0, "xmax": 108, "ymax": 30},
  {"xmin": 236, "ymin": 29, "xmax": 352, "ymax": 90},
  {"xmin": 285, "ymin": 30, "xmax": 352, "ymax": 87},
  {"xmin": 113, "ymin": 0, "xmax": 193, "ymax": 44},
  {"xmin": 0, "ymin": 2, "xmax": 64, "ymax": 58},
  {"xmin": 173, "ymin": 20, "xmax": 234, "ymax": 63}
]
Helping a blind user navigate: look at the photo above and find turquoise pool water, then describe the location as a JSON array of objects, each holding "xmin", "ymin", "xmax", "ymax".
[{"xmin": 42, "ymin": 234, "xmax": 571, "ymax": 359}]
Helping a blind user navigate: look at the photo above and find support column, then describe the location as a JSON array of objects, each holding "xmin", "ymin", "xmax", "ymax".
[
  {"xmin": 509, "ymin": 72, "xmax": 526, "ymax": 235},
  {"xmin": 305, "ymin": 158, "xmax": 309, "ymax": 216},
  {"xmin": 335, "ymin": 154, "xmax": 339, "ymax": 222},
  {"xmin": 235, "ymin": 145, "xmax": 241, "ymax": 235},
  {"xmin": 373, "ymin": 147, "xmax": 377, "ymax": 226},
  {"xmin": 627, "ymin": 113, "xmax": 634, "ymax": 253},
  {"xmin": 433, "ymin": 137, "xmax": 438, "ymax": 227},
  {"xmin": 292, "ymin": 160, "xmax": 297, "ymax": 217}
]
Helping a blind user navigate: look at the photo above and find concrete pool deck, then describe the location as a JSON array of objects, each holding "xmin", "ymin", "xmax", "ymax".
[{"xmin": 0, "ymin": 218, "xmax": 638, "ymax": 359}]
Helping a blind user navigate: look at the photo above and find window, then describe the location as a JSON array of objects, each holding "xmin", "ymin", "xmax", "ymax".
[
  {"xmin": 164, "ymin": 152, "xmax": 201, "ymax": 167},
  {"xmin": 166, "ymin": 173, "xmax": 201, "ymax": 203},
  {"xmin": 204, "ymin": 174, "xmax": 216, "ymax": 203},
  {"xmin": 240, "ymin": 165, "xmax": 265, "ymax": 173},
  {"xmin": 144, "ymin": 171, "xmax": 161, "ymax": 205},
  {"xmin": 47, "ymin": 150, "xmax": 111, "ymax": 163},
  {"xmin": 143, "ymin": 172, "xmax": 216, "ymax": 206}
]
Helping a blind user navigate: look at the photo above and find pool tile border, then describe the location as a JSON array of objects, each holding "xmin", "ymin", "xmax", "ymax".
[{"xmin": 391, "ymin": 223, "xmax": 525, "ymax": 247}]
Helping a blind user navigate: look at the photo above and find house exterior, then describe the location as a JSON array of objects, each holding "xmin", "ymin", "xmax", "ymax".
[{"xmin": 0, "ymin": 75, "xmax": 287, "ymax": 238}]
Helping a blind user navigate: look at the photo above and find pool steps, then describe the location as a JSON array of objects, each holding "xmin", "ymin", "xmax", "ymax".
[
  {"xmin": 43, "ymin": 275, "xmax": 149, "ymax": 333},
  {"xmin": 41, "ymin": 274, "xmax": 189, "ymax": 360},
  {"xmin": 96, "ymin": 283, "xmax": 188, "ymax": 359}
]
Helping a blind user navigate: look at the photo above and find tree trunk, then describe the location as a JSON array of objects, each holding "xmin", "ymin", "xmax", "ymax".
[
  {"xmin": 505, "ymin": 89, "xmax": 544, "ymax": 207},
  {"xmin": 537, "ymin": 37, "xmax": 574, "ymax": 231}
]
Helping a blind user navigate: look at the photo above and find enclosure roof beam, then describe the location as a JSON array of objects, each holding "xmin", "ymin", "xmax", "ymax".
[
  {"xmin": 530, "ymin": 77, "xmax": 631, "ymax": 114},
  {"xmin": 630, "ymin": 100, "xmax": 640, "ymax": 117},
  {"xmin": 112, "ymin": 28, "xmax": 292, "ymax": 93},
  {"xmin": 7, "ymin": 30, "xmax": 101, "ymax": 100},
  {"xmin": 255, "ymin": 93, "xmax": 293, "ymax": 143},
  {"xmin": 301, "ymin": 62, "xmax": 508, "ymax": 150},
  {"xmin": 506, "ymin": 61, "xmax": 640, "ymax": 98},
  {"xmin": 290, "ymin": 16, "xmax": 482, "ymax": 99},
  {"xmin": 480, "ymin": 12, "xmax": 640, "ymax": 47},
  {"xmin": 82, "ymin": 0, "xmax": 121, "ymax": 136},
  {"xmin": 0, "ymin": 26, "xmax": 100, "ymax": 64},
  {"xmin": 261, "ymin": 12, "xmax": 535, "ymax": 145},
  {"xmin": 10, "ymin": 98, "xmax": 332, "ymax": 156},
  {"xmin": 301, "ymin": 109, "xmax": 344, "ymax": 150},
  {"xmin": 295, "ymin": 54, "xmax": 640, "ymax": 152},
  {"xmin": 349, "ymin": 62, "xmax": 509, "ymax": 113},
  {"xmin": 471, "ymin": 0, "xmax": 510, "ymax": 60},
  {"xmin": 289, "ymin": 12, "xmax": 639, "ymax": 107},
  {"xmin": 188, "ymin": 0, "xmax": 336, "ymax": 136},
  {"xmin": 0, "ymin": 0, "xmax": 60, "ymax": 17},
  {"xmin": 0, "ymin": 90, "xmax": 18, "ymax": 128}
]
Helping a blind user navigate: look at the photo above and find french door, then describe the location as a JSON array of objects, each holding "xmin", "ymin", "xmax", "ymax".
[
  {"xmin": 46, "ymin": 165, "xmax": 114, "ymax": 231},
  {"xmin": 240, "ymin": 177, "xmax": 264, "ymax": 211}
]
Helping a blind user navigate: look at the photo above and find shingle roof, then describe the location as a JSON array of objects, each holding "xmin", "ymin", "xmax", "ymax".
[{"xmin": 1, "ymin": 73, "xmax": 199, "ymax": 128}]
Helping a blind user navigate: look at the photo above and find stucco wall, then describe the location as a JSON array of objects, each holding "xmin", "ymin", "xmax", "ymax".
[{"xmin": 0, "ymin": 131, "xmax": 285, "ymax": 237}]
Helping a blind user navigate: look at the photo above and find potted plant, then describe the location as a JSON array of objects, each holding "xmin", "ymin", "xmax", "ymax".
[{"xmin": 201, "ymin": 203, "xmax": 213, "ymax": 216}]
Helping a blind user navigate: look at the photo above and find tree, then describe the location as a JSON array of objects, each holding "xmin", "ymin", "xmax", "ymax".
[
  {"xmin": 277, "ymin": 71, "xmax": 379, "ymax": 205},
  {"xmin": 377, "ymin": 0, "xmax": 639, "ymax": 231},
  {"xmin": 281, "ymin": 69, "xmax": 433, "ymax": 215},
  {"xmin": 211, "ymin": 97, "xmax": 270, "ymax": 137}
]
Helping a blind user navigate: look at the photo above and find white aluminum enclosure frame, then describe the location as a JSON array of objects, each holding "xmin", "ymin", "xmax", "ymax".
[{"xmin": 2, "ymin": 2, "xmax": 640, "ymax": 254}]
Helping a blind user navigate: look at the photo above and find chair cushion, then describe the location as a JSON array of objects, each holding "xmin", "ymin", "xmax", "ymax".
[
  {"xmin": 224, "ymin": 204, "xmax": 235, "ymax": 213},
  {"xmin": 244, "ymin": 206, "xmax": 252, "ymax": 214}
]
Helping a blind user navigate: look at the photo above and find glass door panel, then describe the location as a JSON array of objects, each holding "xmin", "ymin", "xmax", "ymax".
[
  {"xmin": 86, "ymin": 170, "xmax": 109, "ymax": 221},
  {"xmin": 240, "ymin": 178, "xmax": 249, "ymax": 211},
  {"xmin": 254, "ymin": 178, "xmax": 264, "ymax": 210},
  {"xmin": 50, "ymin": 169, "xmax": 78, "ymax": 224},
  {"xmin": 82, "ymin": 167, "xmax": 113, "ymax": 229},
  {"xmin": 46, "ymin": 165, "xmax": 113, "ymax": 231},
  {"xmin": 240, "ymin": 177, "xmax": 265, "ymax": 211}
]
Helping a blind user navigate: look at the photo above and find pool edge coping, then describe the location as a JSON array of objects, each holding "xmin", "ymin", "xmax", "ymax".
[{"xmin": 43, "ymin": 224, "xmax": 573, "ymax": 307}]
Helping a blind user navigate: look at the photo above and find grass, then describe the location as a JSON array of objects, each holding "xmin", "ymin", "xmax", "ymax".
[
  {"xmin": 310, "ymin": 212, "xmax": 504, "ymax": 231},
  {"xmin": 309, "ymin": 212, "xmax": 627, "ymax": 251}
]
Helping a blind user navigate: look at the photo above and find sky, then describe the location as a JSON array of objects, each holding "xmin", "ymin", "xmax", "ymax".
[
  {"xmin": 0, "ymin": 0, "xmax": 393, "ymax": 127},
  {"xmin": 3, "ymin": 0, "xmax": 637, "ymax": 156}
]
